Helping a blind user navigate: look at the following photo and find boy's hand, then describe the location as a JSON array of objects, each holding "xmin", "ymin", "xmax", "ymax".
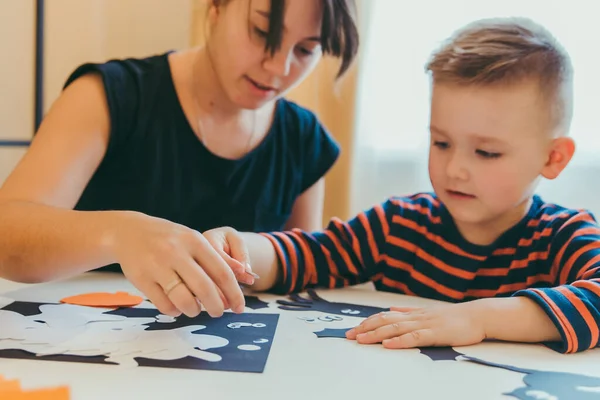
[
  {"xmin": 345, "ymin": 302, "xmax": 486, "ymax": 348},
  {"xmin": 203, "ymin": 227, "xmax": 256, "ymax": 286}
]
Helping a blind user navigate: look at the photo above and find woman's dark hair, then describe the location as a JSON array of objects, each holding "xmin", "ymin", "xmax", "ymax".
[{"xmin": 213, "ymin": 0, "xmax": 359, "ymax": 78}]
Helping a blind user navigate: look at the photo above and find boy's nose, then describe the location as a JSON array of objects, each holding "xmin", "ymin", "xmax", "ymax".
[{"xmin": 446, "ymin": 156, "xmax": 469, "ymax": 181}]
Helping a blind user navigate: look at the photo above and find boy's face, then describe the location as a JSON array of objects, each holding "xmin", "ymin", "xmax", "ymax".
[{"xmin": 428, "ymin": 80, "xmax": 553, "ymax": 227}]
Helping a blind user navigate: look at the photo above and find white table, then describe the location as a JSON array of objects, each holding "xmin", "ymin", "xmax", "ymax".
[{"xmin": 0, "ymin": 272, "xmax": 599, "ymax": 400}]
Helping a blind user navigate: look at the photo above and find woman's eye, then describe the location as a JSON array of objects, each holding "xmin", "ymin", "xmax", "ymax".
[
  {"xmin": 254, "ymin": 27, "xmax": 267, "ymax": 38},
  {"xmin": 297, "ymin": 47, "xmax": 314, "ymax": 56}
]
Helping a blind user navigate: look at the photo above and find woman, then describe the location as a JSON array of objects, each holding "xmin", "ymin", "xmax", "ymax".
[{"xmin": 0, "ymin": 0, "xmax": 358, "ymax": 318}]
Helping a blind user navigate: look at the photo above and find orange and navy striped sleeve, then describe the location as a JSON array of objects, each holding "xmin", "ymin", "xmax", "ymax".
[
  {"xmin": 261, "ymin": 198, "xmax": 396, "ymax": 293},
  {"xmin": 513, "ymin": 211, "xmax": 600, "ymax": 353}
]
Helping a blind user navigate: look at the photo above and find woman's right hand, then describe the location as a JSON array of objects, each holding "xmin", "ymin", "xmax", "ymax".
[{"xmin": 107, "ymin": 211, "xmax": 249, "ymax": 318}]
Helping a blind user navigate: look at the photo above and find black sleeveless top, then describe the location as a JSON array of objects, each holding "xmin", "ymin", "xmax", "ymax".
[{"xmin": 64, "ymin": 53, "xmax": 339, "ymax": 271}]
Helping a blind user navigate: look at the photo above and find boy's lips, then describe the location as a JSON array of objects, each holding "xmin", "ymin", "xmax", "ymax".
[{"xmin": 446, "ymin": 189, "xmax": 476, "ymax": 198}]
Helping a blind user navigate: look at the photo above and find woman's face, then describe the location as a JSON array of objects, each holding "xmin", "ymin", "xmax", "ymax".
[{"xmin": 207, "ymin": 0, "xmax": 324, "ymax": 109}]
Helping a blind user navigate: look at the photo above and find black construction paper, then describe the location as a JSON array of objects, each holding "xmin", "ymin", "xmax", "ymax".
[
  {"xmin": 0, "ymin": 301, "xmax": 279, "ymax": 373},
  {"xmin": 463, "ymin": 356, "xmax": 600, "ymax": 399},
  {"xmin": 277, "ymin": 290, "xmax": 388, "ymax": 318}
]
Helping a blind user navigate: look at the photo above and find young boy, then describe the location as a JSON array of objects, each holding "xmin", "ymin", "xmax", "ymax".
[{"xmin": 204, "ymin": 17, "xmax": 600, "ymax": 354}]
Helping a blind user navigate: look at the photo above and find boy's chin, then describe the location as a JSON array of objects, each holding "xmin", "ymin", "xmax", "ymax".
[{"xmin": 443, "ymin": 202, "xmax": 489, "ymax": 225}]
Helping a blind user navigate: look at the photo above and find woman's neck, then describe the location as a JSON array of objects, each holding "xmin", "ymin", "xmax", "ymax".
[{"xmin": 192, "ymin": 46, "xmax": 246, "ymax": 122}]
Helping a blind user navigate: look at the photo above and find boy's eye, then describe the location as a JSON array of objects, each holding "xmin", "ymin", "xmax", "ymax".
[
  {"xmin": 476, "ymin": 149, "xmax": 501, "ymax": 159},
  {"xmin": 433, "ymin": 141, "xmax": 449, "ymax": 149}
]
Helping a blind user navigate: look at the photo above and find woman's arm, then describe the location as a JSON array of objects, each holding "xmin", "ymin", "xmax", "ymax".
[
  {"xmin": 0, "ymin": 74, "xmax": 246, "ymax": 318},
  {"xmin": 284, "ymin": 178, "xmax": 326, "ymax": 232},
  {"xmin": 0, "ymin": 73, "xmax": 112, "ymax": 280}
]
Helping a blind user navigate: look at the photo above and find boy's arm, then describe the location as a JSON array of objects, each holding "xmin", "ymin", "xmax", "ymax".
[
  {"xmin": 246, "ymin": 201, "xmax": 394, "ymax": 294},
  {"xmin": 490, "ymin": 212, "xmax": 600, "ymax": 353}
]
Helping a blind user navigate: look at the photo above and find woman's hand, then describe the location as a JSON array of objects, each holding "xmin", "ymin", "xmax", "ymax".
[
  {"xmin": 202, "ymin": 226, "xmax": 256, "ymax": 278},
  {"xmin": 109, "ymin": 212, "xmax": 250, "ymax": 318}
]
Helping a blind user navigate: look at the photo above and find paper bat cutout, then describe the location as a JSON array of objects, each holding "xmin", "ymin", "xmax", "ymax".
[
  {"xmin": 313, "ymin": 328, "xmax": 350, "ymax": 338},
  {"xmin": 244, "ymin": 295, "xmax": 270, "ymax": 310},
  {"xmin": 277, "ymin": 289, "xmax": 388, "ymax": 318},
  {"xmin": 463, "ymin": 356, "xmax": 600, "ymax": 400},
  {"xmin": 60, "ymin": 291, "xmax": 143, "ymax": 308},
  {"xmin": 312, "ymin": 328, "xmax": 464, "ymax": 361},
  {"xmin": 419, "ymin": 347, "xmax": 464, "ymax": 361}
]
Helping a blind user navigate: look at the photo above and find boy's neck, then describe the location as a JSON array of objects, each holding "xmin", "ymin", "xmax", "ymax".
[{"xmin": 453, "ymin": 197, "xmax": 534, "ymax": 247}]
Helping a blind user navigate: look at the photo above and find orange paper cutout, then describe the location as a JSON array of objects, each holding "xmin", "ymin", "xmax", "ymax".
[
  {"xmin": 59, "ymin": 291, "xmax": 144, "ymax": 308},
  {"xmin": 0, "ymin": 375, "xmax": 21, "ymax": 392},
  {"xmin": 0, "ymin": 375, "xmax": 70, "ymax": 399}
]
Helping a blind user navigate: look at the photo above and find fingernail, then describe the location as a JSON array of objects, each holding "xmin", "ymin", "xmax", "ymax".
[
  {"xmin": 346, "ymin": 328, "xmax": 355, "ymax": 335},
  {"xmin": 245, "ymin": 263, "xmax": 260, "ymax": 279},
  {"xmin": 234, "ymin": 304, "xmax": 245, "ymax": 313}
]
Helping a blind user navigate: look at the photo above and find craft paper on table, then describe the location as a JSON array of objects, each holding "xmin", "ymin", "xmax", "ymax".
[
  {"xmin": 418, "ymin": 347, "xmax": 464, "ymax": 361},
  {"xmin": 277, "ymin": 289, "xmax": 389, "ymax": 318},
  {"xmin": 0, "ymin": 300, "xmax": 279, "ymax": 373},
  {"xmin": 0, "ymin": 374, "xmax": 70, "ymax": 399},
  {"xmin": 244, "ymin": 295, "xmax": 270, "ymax": 310},
  {"xmin": 313, "ymin": 328, "xmax": 465, "ymax": 362},
  {"xmin": 313, "ymin": 328, "xmax": 351, "ymax": 338},
  {"xmin": 464, "ymin": 356, "xmax": 600, "ymax": 400},
  {"xmin": 60, "ymin": 291, "xmax": 143, "ymax": 308}
]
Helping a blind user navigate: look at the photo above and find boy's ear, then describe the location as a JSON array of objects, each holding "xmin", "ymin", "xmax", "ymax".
[{"xmin": 541, "ymin": 137, "xmax": 575, "ymax": 180}]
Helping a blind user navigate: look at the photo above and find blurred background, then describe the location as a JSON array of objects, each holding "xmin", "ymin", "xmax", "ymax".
[{"xmin": 1, "ymin": 0, "xmax": 599, "ymax": 225}]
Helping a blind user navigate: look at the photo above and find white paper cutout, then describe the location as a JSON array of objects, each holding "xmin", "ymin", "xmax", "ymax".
[
  {"xmin": 318, "ymin": 315, "xmax": 343, "ymax": 322},
  {"xmin": 298, "ymin": 316, "xmax": 317, "ymax": 323},
  {"xmin": 31, "ymin": 304, "xmax": 126, "ymax": 328},
  {"xmin": 0, "ymin": 304, "xmax": 230, "ymax": 367},
  {"xmin": 341, "ymin": 309, "xmax": 361, "ymax": 315},
  {"xmin": 238, "ymin": 344, "xmax": 261, "ymax": 351},
  {"xmin": 578, "ymin": 386, "xmax": 600, "ymax": 393},
  {"xmin": 253, "ymin": 339, "xmax": 269, "ymax": 344},
  {"xmin": 33, "ymin": 324, "xmax": 227, "ymax": 367},
  {"xmin": 103, "ymin": 326, "xmax": 228, "ymax": 366},
  {"xmin": 227, "ymin": 322, "xmax": 253, "ymax": 329},
  {"xmin": 252, "ymin": 323, "xmax": 266, "ymax": 328},
  {"xmin": 0, "ymin": 310, "xmax": 47, "ymax": 340},
  {"xmin": 156, "ymin": 314, "xmax": 176, "ymax": 323},
  {"xmin": 525, "ymin": 391, "xmax": 557, "ymax": 400}
]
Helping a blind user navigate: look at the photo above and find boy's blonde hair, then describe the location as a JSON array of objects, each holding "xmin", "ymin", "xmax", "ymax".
[{"xmin": 426, "ymin": 17, "xmax": 574, "ymax": 135}]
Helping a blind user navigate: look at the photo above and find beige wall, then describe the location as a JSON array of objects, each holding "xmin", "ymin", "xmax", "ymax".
[
  {"xmin": 0, "ymin": 0, "xmax": 194, "ymax": 185},
  {"xmin": 0, "ymin": 1, "xmax": 36, "ymax": 184},
  {"xmin": 44, "ymin": 0, "xmax": 193, "ymax": 112},
  {"xmin": 0, "ymin": 0, "xmax": 36, "ymax": 141}
]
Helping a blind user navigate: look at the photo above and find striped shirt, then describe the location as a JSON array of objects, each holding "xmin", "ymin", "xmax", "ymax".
[{"xmin": 262, "ymin": 193, "xmax": 600, "ymax": 354}]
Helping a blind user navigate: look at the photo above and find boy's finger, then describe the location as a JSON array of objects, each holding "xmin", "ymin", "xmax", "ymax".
[
  {"xmin": 356, "ymin": 321, "xmax": 421, "ymax": 344},
  {"xmin": 389, "ymin": 306, "xmax": 419, "ymax": 313},
  {"xmin": 382, "ymin": 329, "xmax": 436, "ymax": 349}
]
